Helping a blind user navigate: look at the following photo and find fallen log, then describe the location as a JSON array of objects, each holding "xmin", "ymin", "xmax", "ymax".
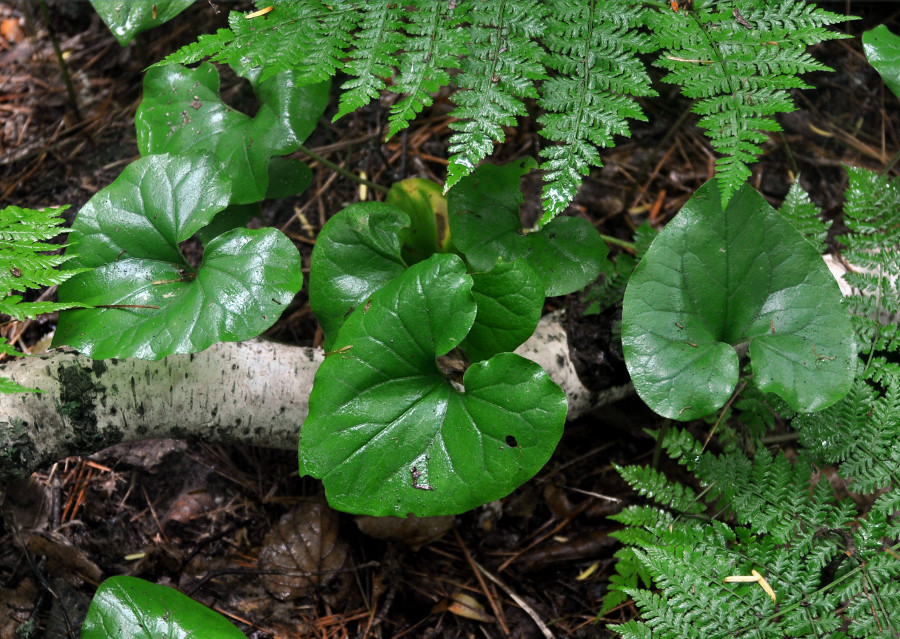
[{"xmin": 0, "ymin": 313, "xmax": 633, "ymax": 480}]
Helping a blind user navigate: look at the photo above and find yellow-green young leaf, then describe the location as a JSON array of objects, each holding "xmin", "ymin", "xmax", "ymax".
[{"xmin": 622, "ymin": 178, "xmax": 855, "ymax": 421}]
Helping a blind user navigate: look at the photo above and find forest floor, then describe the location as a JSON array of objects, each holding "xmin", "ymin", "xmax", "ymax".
[{"xmin": 1, "ymin": 2, "xmax": 900, "ymax": 638}]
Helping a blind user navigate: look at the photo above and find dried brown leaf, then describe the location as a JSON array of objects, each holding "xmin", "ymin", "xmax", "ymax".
[{"xmin": 258, "ymin": 501, "xmax": 352, "ymax": 604}]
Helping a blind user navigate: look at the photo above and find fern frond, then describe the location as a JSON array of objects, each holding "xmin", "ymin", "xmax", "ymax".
[
  {"xmin": 536, "ymin": 0, "xmax": 655, "ymax": 226},
  {"xmin": 838, "ymin": 167, "xmax": 900, "ymax": 378},
  {"xmin": 0, "ymin": 205, "xmax": 89, "ymax": 394},
  {"xmin": 612, "ymin": 443, "xmax": 896, "ymax": 638},
  {"xmin": 0, "ymin": 205, "xmax": 88, "ymax": 322},
  {"xmin": 613, "ymin": 463, "xmax": 706, "ymax": 515},
  {"xmin": 333, "ymin": 2, "xmax": 405, "ymax": 121},
  {"xmin": 161, "ymin": 1, "xmax": 356, "ymax": 83},
  {"xmin": 445, "ymin": 0, "xmax": 547, "ymax": 191},
  {"xmin": 779, "ymin": 176, "xmax": 830, "ymax": 253},
  {"xmin": 648, "ymin": 0, "xmax": 850, "ymax": 204},
  {"xmin": 386, "ymin": 0, "xmax": 469, "ymax": 138}
]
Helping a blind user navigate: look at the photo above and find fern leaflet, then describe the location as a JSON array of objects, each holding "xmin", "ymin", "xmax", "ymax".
[
  {"xmin": 648, "ymin": 0, "xmax": 850, "ymax": 204},
  {"xmin": 0, "ymin": 205, "xmax": 90, "ymax": 394},
  {"xmin": 444, "ymin": 0, "xmax": 547, "ymax": 191},
  {"xmin": 163, "ymin": 1, "xmax": 356, "ymax": 84},
  {"xmin": 332, "ymin": 2, "xmax": 405, "ymax": 121},
  {"xmin": 778, "ymin": 175, "xmax": 830, "ymax": 253},
  {"xmin": 610, "ymin": 424, "xmax": 900, "ymax": 638},
  {"xmin": 838, "ymin": 166, "xmax": 900, "ymax": 381},
  {"xmin": 386, "ymin": 0, "xmax": 469, "ymax": 138},
  {"xmin": 536, "ymin": 0, "xmax": 655, "ymax": 226}
]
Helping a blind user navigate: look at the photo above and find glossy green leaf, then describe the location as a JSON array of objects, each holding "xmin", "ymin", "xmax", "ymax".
[
  {"xmin": 462, "ymin": 259, "xmax": 544, "ymax": 361},
  {"xmin": 195, "ymin": 203, "xmax": 260, "ymax": 247},
  {"xmin": 309, "ymin": 203, "xmax": 409, "ymax": 351},
  {"xmin": 448, "ymin": 158, "xmax": 607, "ymax": 296},
  {"xmin": 194, "ymin": 157, "xmax": 312, "ymax": 245},
  {"xmin": 54, "ymin": 153, "xmax": 302, "ymax": 360},
  {"xmin": 863, "ymin": 25, "xmax": 900, "ymax": 103},
  {"xmin": 622, "ymin": 179, "xmax": 855, "ymax": 421},
  {"xmin": 386, "ymin": 177, "xmax": 451, "ymax": 263},
  {"xmin": 299, "ymin": 254, "xmax": 567, "ymax": 517},
  {"xmin": 81, "ymin": 576, "xmax": 244, "ymax": 639},
  {"xmin": 136, "ymin": 63, "xmax": 327, "ymax": 204},
  {"xmin": 91, "ymin": 0, "xmax": 193, "ymax": 46},
  {"xmin": 265, "ymin": 157, "xmax": 314, "ymax": 200}
]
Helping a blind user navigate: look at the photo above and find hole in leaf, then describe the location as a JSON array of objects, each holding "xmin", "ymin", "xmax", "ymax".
[{"xmin": 505, "ymin": 435, "xmax": 518, "ymax": 448}]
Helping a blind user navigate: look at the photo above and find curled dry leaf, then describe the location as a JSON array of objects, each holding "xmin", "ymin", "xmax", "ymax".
[
  {"xmin": 258, "ymin": 501, "xmax": 353, "ymax": 605},
  {"xmin": 354, "ymin": 515, "xmax": 453, "ymax": 550},
  {"xmin": 432, "ymin": 592, "xmax": 494, "ymax": 623}
]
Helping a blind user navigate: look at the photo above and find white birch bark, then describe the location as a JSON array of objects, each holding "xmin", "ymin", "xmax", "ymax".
[{"xmin": 0, "ymin": 313, "xmax": 632, "ymax": 480}]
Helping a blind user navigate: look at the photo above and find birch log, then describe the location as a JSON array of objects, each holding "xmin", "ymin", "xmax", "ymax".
[{"xmin": 0, "ymin": 313, "xmax": 633, "ymax": 480}]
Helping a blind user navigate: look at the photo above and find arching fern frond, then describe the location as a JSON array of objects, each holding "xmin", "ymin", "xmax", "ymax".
[
  {"xmin": 778, "ymin": 175, "xmax": 830, "ymax": 253},
  {"xmin": 536, "ymin": 0, "xmax": 655, "ymax": 226},
  {"xmin": 838, "ymin": 166, "xmax": 900, "ymax": 382},
  {"xmin": 159, "ymin": 0, "xmax": 849, "ymax": 222},
  {"xmin": 386, "ymin": 0, "xmax": 469, "ymax": 138},
  {"xmin": 796, "ymin": 378, "xmax": 900, "ymax": 494},
  {"xmin": 163, "ymin": 1, "xmax": 357, "ymax": 83},
  {"xmin": 609, "ymin": 435, "xmax": 897, "ymax": 639},
  {"xmin": 333, "ymin": 2, "xmax": 405, "ymax": 121},
  {"xmin": 445, "ymin": 0, "xmax": 547, "ymax": 191},
  {"xmin": 647, "ymin": 0, "xmax": 850, "ymax": 204},
  {"xmin": 0, "ymin": 204, "xmax": 90, "ymax": 393}
]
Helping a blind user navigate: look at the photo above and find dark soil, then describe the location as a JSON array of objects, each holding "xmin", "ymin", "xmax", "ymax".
[{"xmin": 2, "ymin": 2, "xmax": 899, "ymax": 638}]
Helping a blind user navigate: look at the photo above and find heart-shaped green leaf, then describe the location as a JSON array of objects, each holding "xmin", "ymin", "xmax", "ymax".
[
  {"xmin": 299, "ymin": 254, "xmax": 567, "ymax": 517},
  {"xmin": 90, "ymin": 0, "xmax": 193, "ymax": 46},
  {"xmin": 863, "ymin": 25, "xmax": 900, "ymax": 103},
  {"xmin": 622, "ymin": 179, "xmax": 855, "ymax": 420},
  {"xmin": 136, "ymin": 63, "xmax": 327, "ymax": 204},
  {"xmin": 448, "ymin": 158, "xmax": 608, "ymax": 296},
  {"xmin": 309, "ymin": 203, "xmax": 409, "ymax": 351},
  {"xmin": 462, "ymin": 259, "xmax": 544, "ymax": 361},
  {"xmin": 53, "ymin": 153, "xmax": 302, "ymax": 360},
  {"xmin": 81, "ymin": 576, "xmax": 244, "ymax": 639}
]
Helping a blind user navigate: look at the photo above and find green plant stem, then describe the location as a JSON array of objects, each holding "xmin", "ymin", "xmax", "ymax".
[
  {"xmin": 297, "ymin": 144, "xmax": 390, "ymax": 195},
  {"xmin": 600, "ymin": 234, "xmax": 636, "ymax": 252},
  {"xmin": 37, "ymin": 0, "xmax": 82, "ymax": 123},
  {"xmin": 652, "ymin": 419, "xmax": 671, "ymax": 470},
  {"xmin": 881, "ymin": 146, "xmax": 900, "ymax": 176}
]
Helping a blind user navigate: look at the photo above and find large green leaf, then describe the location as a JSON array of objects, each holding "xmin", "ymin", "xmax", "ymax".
[
  {"xmin": 91, "ymin": 0, "xmax": 193, "ymax": 46},
  {"xmin": 54, "ymin": 153, "xmax": 302, "ymax": 360},
  {"xmin": 462, "ymin": 259, "xmax": 544, "ymax": 362},
  {"xmin": 299, "ymin": 254, "xmax": 567, "ymax": 517},
  {"xmin": 622, "ymin": 179, "xmax": 855, "ymax": 421},
  {"xmin": 309, "ymin": 203, "xmax": 409, "ymax": 351},
  {"xmin": 136, "ymin": 63, "xmax": 327, "ymax": 204},
  {"xmin": 81, "ymin": 576, "xmax": 244, "ymax": 639},
  {"xmin": 448, "ymin": 158, "xmax": 608, "ymax": 296},
  {"xmin": 863, "ymin": 25, "xmax": 900, "ymax": 103}
]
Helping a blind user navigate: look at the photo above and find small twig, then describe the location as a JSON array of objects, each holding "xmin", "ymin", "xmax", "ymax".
[
  {"xmin": 600, "ymin": 234, "xmax": 636, "ymax": 252},
  {"xmin": 452, "ymin": 527, "xmax": 509, "ymax": 636},
  {"xmin": 184, "ymin": 562, "xmax": 380, "ymax": 597},
  {"xmin": 471, "ymin": 558, "xmax": 555, "ymax": 639},
  {"xmin": 702, "ymin": 380, "xmax": 749, "ymax": 453},
  {"xmin": 297, "ymin": 143, "xmax": 389, "ymax": 194}
]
